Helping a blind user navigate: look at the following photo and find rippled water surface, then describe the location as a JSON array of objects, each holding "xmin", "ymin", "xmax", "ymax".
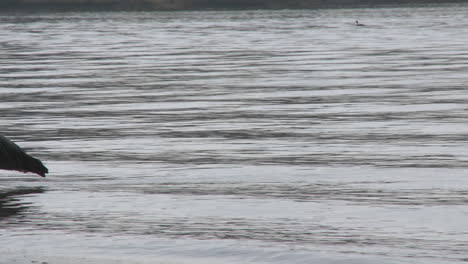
[{"xmin": 1, "ymin": 4, "xmax": 468, "ymax": 264}]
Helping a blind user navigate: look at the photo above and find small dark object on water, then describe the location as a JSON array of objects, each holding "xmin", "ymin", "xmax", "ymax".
[
  {"xmin": 0, "ymin": 135, "xmax": 48, "ymax": 177},
  {"xmin": 355, "ymin": 20, "xmax": 365, "ymax": 26}
]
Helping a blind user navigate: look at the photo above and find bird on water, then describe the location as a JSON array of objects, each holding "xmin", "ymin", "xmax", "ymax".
[
  {"xmin": 355, "ymin": 20, "xmax": 365, "ymax": 26},
  {"xmin": 0, "ymin": 135, "xmax": 48, "ymax": 177}
]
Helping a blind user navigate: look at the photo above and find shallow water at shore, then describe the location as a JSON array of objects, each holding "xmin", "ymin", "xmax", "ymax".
[{"xmin": 1, "ymin": 4, "xmax": 468, "ymax": 264}]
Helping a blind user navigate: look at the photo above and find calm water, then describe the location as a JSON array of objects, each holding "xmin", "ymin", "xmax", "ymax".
[{"xmin": 1, "ymin": 4, "xmax": 468, "ymax": 264}]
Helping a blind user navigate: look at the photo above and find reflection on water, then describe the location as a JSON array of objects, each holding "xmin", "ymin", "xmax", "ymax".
[
  {"xmin": 1, "ymin": 4, "xmax": 468, "ymax": 264},
  {"xmin": 0, "ymin": 187, "xmax": 45, "ymax": 220}
]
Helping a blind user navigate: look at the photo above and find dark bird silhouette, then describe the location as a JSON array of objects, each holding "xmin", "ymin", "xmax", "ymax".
[
  {"xmin": 355, "ymin": 20, "xmax": 365, "ymax": 26},
  {"xmin": 0, "ymin": 135, "xmax": 48, "ymax": 177}
]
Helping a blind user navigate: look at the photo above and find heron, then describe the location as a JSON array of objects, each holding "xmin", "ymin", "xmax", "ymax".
[{"xmin": 0, "ymin": 135, "xmax": 48, "ymax": 177}]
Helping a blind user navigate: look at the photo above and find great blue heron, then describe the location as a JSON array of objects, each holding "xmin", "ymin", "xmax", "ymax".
[{"xmin": 0, "ymin": 135, "xmax": 48, "ymax": 177}]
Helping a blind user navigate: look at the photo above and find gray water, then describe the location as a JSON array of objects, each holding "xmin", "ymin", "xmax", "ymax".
[{"xmin": 1, "ymin": 4, "xmax": 468, "ymax": 264}]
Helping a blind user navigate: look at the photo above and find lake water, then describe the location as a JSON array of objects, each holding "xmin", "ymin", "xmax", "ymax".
[{"xmin": 1, "ymin": 4, "xmax": 468, "ymax": 264}]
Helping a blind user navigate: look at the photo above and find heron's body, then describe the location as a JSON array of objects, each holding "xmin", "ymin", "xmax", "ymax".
[{"xmin": 0, "ymin": 135, "xmax": 48, "ymax": 177}]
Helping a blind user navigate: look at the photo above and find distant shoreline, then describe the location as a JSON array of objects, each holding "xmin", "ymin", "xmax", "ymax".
[{"xmin": 1, "ymin": 0, "xmax": 468, "ymax": 11}]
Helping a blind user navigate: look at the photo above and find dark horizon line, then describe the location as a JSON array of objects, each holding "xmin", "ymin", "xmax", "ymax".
[{"xmin": 1, "ymin": 0, "xmax": 467, "ymax": 12}]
